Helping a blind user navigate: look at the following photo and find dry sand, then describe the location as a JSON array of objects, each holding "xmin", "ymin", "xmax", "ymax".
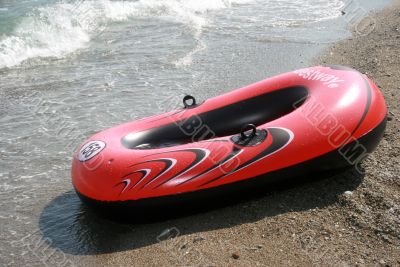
[{"xmin": 90, "ymin": 3, "xmax": 400, "ymax": 266}]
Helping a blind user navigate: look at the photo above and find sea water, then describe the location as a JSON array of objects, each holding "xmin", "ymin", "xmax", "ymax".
[{"xmin": 0, "ymin": 0, "xmax": 391, "ymax": 265}]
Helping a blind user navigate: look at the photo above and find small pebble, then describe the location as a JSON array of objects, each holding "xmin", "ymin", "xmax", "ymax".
[
  {"xmin": 343, "ymin": 191, "xmax": 353, "ymax": 196},
  {"xmin": 193, "ymin": 236, "xmax": 205, "ymax": 243},
  {"xmin": 232, "ymin": 252, "xmax": 240, "ymax": 259}
]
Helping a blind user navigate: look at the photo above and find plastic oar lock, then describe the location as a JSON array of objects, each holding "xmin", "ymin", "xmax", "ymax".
[
  {"xmin": 240, "ymin": 124, "xmax": 257, "ymax": 140},
  {"xmin": 231, "ymin": 124, "xmax": 268, "ymax": 146},
  {"xmin": 183, "ymin": 95, "xmax": 197, "ymax": 108}
]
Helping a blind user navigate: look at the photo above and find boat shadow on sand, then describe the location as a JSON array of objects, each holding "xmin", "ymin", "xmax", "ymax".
[{"xmin": 39, "ymin": 167, "xmax": 364, "ymax": 255}]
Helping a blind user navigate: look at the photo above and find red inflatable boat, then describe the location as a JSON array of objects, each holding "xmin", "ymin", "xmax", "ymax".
[{"xmin": 72, "ymin": 65, "xmax": 386, "ymax": 212}]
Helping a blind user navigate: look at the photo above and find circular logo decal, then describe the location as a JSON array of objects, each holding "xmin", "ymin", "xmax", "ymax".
[{"xmin": 78, "ymin": 141, "xmax": 106, "ymax": 162}]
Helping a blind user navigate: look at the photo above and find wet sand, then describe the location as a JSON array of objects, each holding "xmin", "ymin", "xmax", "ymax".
[
  {"xmin": 76, "ymin": 2, "xmax": 400, "ymax": 266},
  {"xmin": 144, "ymin": 3, "xmax": 400, "ymax": 266}
]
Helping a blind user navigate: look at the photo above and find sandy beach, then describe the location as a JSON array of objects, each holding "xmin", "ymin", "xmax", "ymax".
[
  {"xmin": 1, "ymin": 1, "xmax": 399, "ymax": 266},
  {"xmin": 91, "ymin": 3, "xmax": 400, "ymax": 266},
  {"xmin": 70, "ymin": 2, "xmax": 399, "ymax": 266}
]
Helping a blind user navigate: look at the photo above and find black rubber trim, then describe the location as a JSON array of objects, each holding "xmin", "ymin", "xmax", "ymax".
[
  {"xmin": 177, "ymin": 146, "xmax": 242, "ymax": 186},
  {"xmin": 203, "ymin": 128, "xmax": 291, "ymax": 187},
  {"xmin": 323, "ymin": 65, "xmax": 372, "ymax": 135},
  {"xmin": 121, "ymin": 86, "xmax": 308, "ymax": 149},
  {"xmin": 324, "ymin": 65, "xmax": 372, "ymax": 136},
  {"xmin": 115, "ymin": 169, "xmax": 149, "ymax": 194},
  {"xmin": 152, "ymin": 148, "xmax": 208, "ymax": 189},
  {"xmin": 128, "ymin": 159, "xmax": 175, "ymax": 190},
  {"xmin": 75, "ymin": 118, "xmax": 386, "ymax": 217},
  {"xmin": 350, "ymin": 74, "xmax": 372, "ymax": 135}
]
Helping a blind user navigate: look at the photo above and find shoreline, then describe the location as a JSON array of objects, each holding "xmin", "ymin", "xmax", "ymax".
[
  {"xmin": 86, "ymin": 3, "xmax": 399, "ymax": 266},
  {"xmin": 1, "ymin": 1, "xmax": 399, "ymax": 266}
]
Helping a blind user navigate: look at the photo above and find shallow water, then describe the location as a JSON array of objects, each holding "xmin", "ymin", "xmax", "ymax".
[{"xmin": 0, "ymin": 0, "xmax": 392, "ymax": 265}]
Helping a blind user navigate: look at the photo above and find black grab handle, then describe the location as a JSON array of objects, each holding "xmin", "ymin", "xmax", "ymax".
[
  {"xmin": 240, "ymin": 124, "xmax": 257, "ymax": 140},
  {"xmin": 183, "ymin": 95, "xmax": 196, "ymax": 108}
]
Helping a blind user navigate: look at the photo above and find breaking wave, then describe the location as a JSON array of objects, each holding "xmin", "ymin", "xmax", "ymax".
[{"xmin": 0, "ymin": 0, "xmax": 252, "ymax": 68}]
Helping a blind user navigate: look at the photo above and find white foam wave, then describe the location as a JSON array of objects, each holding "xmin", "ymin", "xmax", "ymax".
[
  {"xmin": 0, "ymin": 0, "xmax": 252, "ymax": 69},
  {"xmin": 264, "ymin": 0, "xmax": 345, "ymax": 26},
  {"xmin": 173, "ymin": 40, "xmax": 206, "ymax": 67}
]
